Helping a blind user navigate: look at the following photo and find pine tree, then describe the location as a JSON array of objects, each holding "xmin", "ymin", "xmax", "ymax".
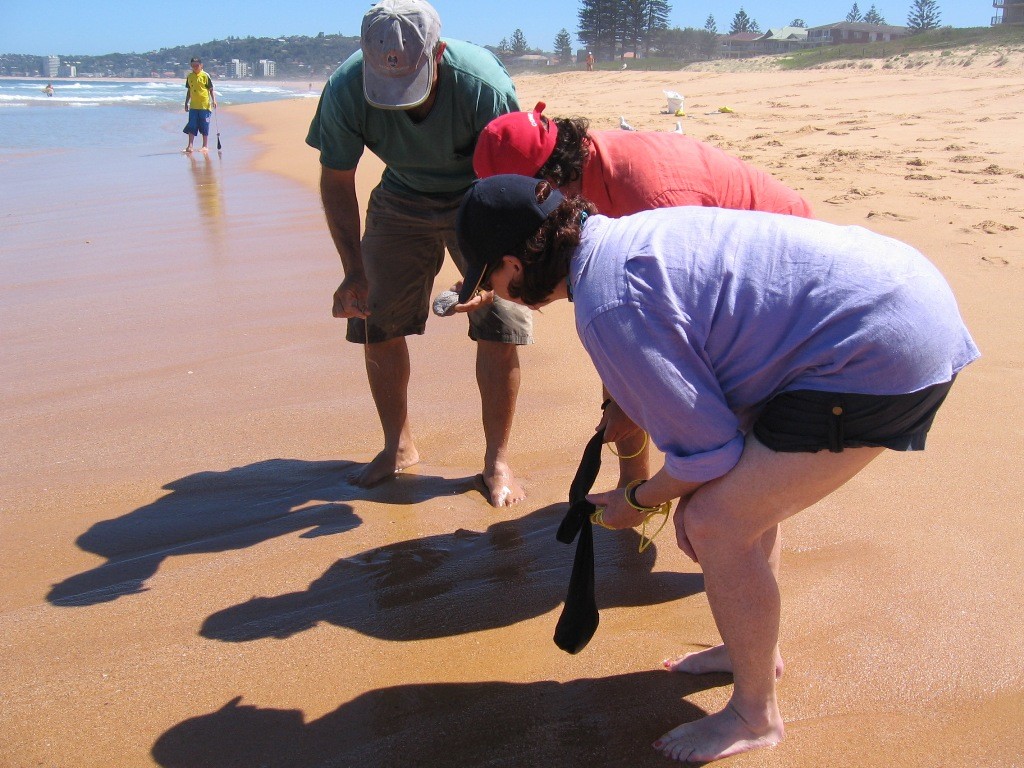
[
  {"xmin": 577, "ymin": 0, "xmax": 619, "ymax": 60},
  {"xmin": 790, "ymin": 18, "xmax": 807, "ymax": 27},
  {"xmin": 906, "ymin": 0, "xmax": 941, "ymax": 32},
  {"xmin": 510, "ymin": 28, "xmax": 529, "ymax": 55},
  {"xmin": 620, "ymin": 0, "xmax": 672, "ymax": 58},
  {"xmin": 749, "ymin": 18, "xmax": 761, "ymax": 34},
  {"xmin": 704, "ymin": 13, "xmax": 717, "ymax": 34},
  {"xmin": 729, "ymin": 7, "xmax": 752, "ymax": 34},
  {"xmin": 846, "ymin": 3, "xmax": 863, "ymax": 22},
  {"xmin": 497, "ymin": 37, "xmax": 509, "ymax": 54},
  {"xmin": 554, "ymin": 28, "xmax": 574, "ymax": 63},
  {"xmin": 863, "ymin": 5, "xmax": 886, "ymax": 23}
]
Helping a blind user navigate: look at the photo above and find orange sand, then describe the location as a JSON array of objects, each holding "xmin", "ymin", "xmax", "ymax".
[{"xmin": 2, "ymin": 58, "xmax": 1022, "ymax": 767}]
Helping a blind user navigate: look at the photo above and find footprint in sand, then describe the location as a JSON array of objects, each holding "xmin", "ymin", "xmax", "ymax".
[
  {"xmin": 905, "ymin": 173, "xmax": 944, "ymax": 181},
  {"xmin": 973, "ymin": 220, "xmax": 1019, "ymax": 234},
  {"xmin": 825, "ymin": 187, "xmax": 883, "ymax": 205},
  {"xmin": 981, "ymin": 255, "xmax": 1010, "ymax": 266},
  {"xmin": 867, "ymin": 211, "xmax": 916, "ymax": 222}
]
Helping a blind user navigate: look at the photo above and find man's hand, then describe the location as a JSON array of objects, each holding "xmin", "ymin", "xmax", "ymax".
[{"xmin": 332, "ymin": 275, "xmax": 369, "ymax": 319}]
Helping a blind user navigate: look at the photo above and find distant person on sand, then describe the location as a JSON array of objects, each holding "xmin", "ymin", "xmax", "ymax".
[
  {"xmin": 474, "ymin": 102, "xmax": 813, "ymax": 488},
  {"xmin": 44, "ymin": 83, "xmax": 54, "ymax": 97},
  {"xmin": 183, "ymin": 57, "xmax": 216, "ymax": 153},
  {"xmin": 585, "ymin": 51, "xmax": 595, "ymax": 71},
  {"xmin": 455, "ymin": 174, "xmax": 980, "ymax": 764},
  {"xmin": 305, "ymin": 0, "xmax": 529, "ymax": 506}
]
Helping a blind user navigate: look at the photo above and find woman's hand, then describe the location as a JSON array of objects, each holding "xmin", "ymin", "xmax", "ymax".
[
  {"xmin": 585, "ymin": 487, "xmax": 646, "ymax": 530},
  {"xmin": 598, "ymin": 399, "xmax": 644, "ymax": 444},
  {"xmin": 452, "ymin": 282, "xmax": 495, "ymax": 314}
]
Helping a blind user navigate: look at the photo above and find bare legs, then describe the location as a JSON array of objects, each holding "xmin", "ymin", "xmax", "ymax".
[
  {"xmin": 654, "ymin": 436, "xmax": 883, "ymax": 763},
  {"xmin": 350, "ymin": 336, "xmax": 524, "ymax": 507},
  {"xmin": 663, "ymin": 525, "xmax": 784, "ymax": 679},
  {"xmin": 600, "ymin": 387, "xmax": 650, "ymax": 487},
  {"xmin": 476, "ymin": 340, "xmax": 525, "ymax": 506}
]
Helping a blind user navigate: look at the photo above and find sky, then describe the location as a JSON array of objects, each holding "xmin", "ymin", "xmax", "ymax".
[{"xmin": 1, "ymin": 1, "xmax": 992, "ymax": 57}]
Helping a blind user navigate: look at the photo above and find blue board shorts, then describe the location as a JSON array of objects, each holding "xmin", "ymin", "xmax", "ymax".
[{"xmin": 183, "ymin": 109, "xmax": 211, "ymax": 137}]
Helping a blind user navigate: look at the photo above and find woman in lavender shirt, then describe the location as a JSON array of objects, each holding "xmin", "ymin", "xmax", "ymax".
[{"xmin": 454, "ymin": 175, "xmax": 979, "ymax": 764}]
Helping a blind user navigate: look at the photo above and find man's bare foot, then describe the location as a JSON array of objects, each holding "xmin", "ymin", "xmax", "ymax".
[
  {"xmin": 663, "ymin": 643, "xmax": 784, "ymax": 679},
  {"xmin": 653, "ymin": 703, "xmax": 784, "ymax": 763},
  {"xmin": 481, "ymin": 462, "xmax": 525, "ymax": 507},
  {"xmin": 350, "ymin": 447, "xmax": 419, "ymax": 487}
]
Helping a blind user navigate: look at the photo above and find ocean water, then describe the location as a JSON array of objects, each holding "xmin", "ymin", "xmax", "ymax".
[{"xmin": 0, "ymin": 78, "xmax": 317, "ymax": 152}]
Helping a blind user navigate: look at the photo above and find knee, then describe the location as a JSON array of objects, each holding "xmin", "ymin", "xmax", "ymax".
[
  {"xmin": 681, "ymin": 498, "xmax": 725, "ymax": 556},
  {"xmin": 682, "ymin": 495, "xmax": 762, "ymax": 558}
]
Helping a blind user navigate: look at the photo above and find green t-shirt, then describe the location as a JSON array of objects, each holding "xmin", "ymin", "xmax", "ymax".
[
  {"xmin": 185, "ymin": 70, "xmax": 213, "ymax": 111},
  {"xmin": 306, "ymin": 39, "xmax": 519, "ymax": 196}
]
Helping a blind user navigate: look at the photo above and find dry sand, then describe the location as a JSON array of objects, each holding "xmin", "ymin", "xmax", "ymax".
[{"xmin": 2, "ymin": 57, "xmax": 1022, "ymax": 767}]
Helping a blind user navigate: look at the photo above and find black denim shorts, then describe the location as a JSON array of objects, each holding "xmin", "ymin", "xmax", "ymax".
[{"xmin": 752, "ymin": 379, "xmax": 955, "ymax": 453}]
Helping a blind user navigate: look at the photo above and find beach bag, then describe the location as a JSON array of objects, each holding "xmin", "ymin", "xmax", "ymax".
[{"xmin": 553, "ymin": 428, "xmax": 605, "ymax": 653}]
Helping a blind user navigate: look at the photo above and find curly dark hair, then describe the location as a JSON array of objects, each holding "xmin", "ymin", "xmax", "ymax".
[
  {"xmin": 506, "ymin": 181, "xmax": 598, "ymax": 306},
  {"xmin": 537, "ymin": 116, "xmax": 592, "ymax": 187}
]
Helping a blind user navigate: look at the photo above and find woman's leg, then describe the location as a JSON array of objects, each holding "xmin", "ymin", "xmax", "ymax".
[{"xmin": 655, "ymin": 435, "xmax": 883, "ymax": 763}]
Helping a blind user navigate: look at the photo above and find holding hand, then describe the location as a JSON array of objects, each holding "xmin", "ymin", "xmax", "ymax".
[{"xmin": 332, "ymin": 275, "xmax": 370, "ymax": 319}]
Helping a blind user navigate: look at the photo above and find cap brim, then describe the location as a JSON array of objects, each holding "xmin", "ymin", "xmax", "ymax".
[
  {"xmin": 458, "ymin": 261, "xmax": 493, "ymax": 305},
  {"xmin": 363, "ymin": 56, "xmax": 433, "ymax": 110}
]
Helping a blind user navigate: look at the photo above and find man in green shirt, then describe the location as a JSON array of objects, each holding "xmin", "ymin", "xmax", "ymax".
[{"xmin": 306, "ymin": 0, "xmax": 529, "ymax": 506}]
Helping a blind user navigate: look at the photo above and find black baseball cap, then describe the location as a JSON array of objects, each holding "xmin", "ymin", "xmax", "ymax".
[{"xmin": 456, "ymin": 175, "xmax": 564, "ymax": 304}]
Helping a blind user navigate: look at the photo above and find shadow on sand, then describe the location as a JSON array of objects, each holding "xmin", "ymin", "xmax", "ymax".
[
  {"xmin": 47, "ymin": 458, "xmax": 478, "ymax": 607},
  {"xmin": 200, "ymin": 502, "xmax": 703, "ymax": 643},
  {"xmin": 151, "ymin": 670, "xmax": 726, "ymax": 768}
]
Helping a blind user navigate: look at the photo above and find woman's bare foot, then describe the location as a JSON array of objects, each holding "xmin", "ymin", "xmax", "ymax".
[
  {"xmin": 481, "ymin": 461, "xmax": 525, "ymax": 507},
  {"xmin": 653, "ymin": 702, "xmax": 784, "ymax": 763},
  {"xmin": 663, "ymin": 643, "xmax": 784, "ymax": 679},
  {"xmin": 349, "ymin": 446, "xmax": 420, "ymax": 487}
]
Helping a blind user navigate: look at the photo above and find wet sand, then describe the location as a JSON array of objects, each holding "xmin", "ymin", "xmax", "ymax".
[{"xmin": 2, "ymin": 56, "xmax": 1023, "ymax": 767}]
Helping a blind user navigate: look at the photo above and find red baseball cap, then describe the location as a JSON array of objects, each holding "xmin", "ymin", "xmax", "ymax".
[{"xmin": 473, "ymin": 102, "xmax": 559, "ymax": 179}]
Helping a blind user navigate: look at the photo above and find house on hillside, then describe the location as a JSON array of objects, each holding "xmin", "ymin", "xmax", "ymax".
[
  {"xmin": 992, "ymin": 0, "xmax": 1024, "ymax": 24},
  {"xmin": 719, "ymin": 32, "xmax": 763, "ymax": 58},
  {"xmin": 807, "ymin": 21, "xmax": 909, "ymax": 45},
  {"xmin": 760, "ymin": 26, "xmax": 811, "ymax": 53}
]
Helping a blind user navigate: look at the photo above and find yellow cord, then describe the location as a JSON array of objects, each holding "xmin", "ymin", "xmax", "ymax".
[
  {"xmin": 606, "ymin": 430, "xmax": 649, "ymax": 459},
  {"xmin": 590, "ymin": 478, "xmax": 672, "ymax": 553}
]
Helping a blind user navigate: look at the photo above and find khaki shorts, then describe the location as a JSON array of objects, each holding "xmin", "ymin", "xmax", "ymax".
[{"xmin": 346, "ymin": 183, "xmax": 533, "ymax": 346}]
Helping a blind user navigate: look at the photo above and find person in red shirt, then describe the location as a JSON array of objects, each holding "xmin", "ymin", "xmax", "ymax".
[{"xmin": 473, "ymin": 102, "xmax": 813, "ymax": 487}]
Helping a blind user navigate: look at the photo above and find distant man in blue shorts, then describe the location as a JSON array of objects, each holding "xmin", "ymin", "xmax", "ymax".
[
  {"xmin": 183, "ymin": 57, "xmax": 216, "ymax": 153},
  {"xmin": 305, "ymin": 0, "xmax": 530, "ymax": 506}
]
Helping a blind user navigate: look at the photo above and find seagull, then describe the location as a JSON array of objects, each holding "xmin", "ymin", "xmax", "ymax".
[
  {"xmin": 672, "ymin": 120, "xmax": 684, "ymax": 134},
  {"xmin": 619, "ymin": 116, "xmax": 636, "ymax": 131}
]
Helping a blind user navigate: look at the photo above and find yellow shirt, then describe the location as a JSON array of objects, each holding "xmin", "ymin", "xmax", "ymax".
[{"xmin": 186, "ymin": 71, "xmax": 213, "ymax": 110}]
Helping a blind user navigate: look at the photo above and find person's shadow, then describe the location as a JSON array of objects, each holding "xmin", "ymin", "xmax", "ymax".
[
  {"xmin": 200, "ymin": 504, "xmax": 703, "ymax": 643},
  {"xmin": 47, "ymin": 459, "xmax": 477, "ymax": 607},
  {"xmin": 151, "ymin": 671, "xmax": 726, "ymax": 768}
]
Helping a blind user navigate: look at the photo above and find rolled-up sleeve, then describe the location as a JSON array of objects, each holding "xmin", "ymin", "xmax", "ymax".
[{"xmin": 583, "ymin": 303, "xmax": 744, "ymax": 483}]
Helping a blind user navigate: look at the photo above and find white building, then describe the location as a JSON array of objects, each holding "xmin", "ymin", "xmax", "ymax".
[
  {"xmin": 257, "ymin": 59, "xmax": 276, "ymax": 77},
  {"xmin": 228, "ymin": 59, "xmax": 251, "ymax": 78},
  {"xmin": 41, "ymin": 55, "xmax": 60, "ymax": 77}
]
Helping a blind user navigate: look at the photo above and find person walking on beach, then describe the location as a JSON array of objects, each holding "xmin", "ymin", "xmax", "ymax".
[
  {"xmin": 473, "ymin": 102, "xmax": 813, "ymax": 487},
  {"xmin": 305, "ymin": 0, "xmax": 529, "ymax": 506},
  {"xmin": 585, "ymin": 52, "xmax": 595, "ymax": 71},
  {"xmin": 455, "ymin": 175, "xmax": 979, "ymax": 763},
  {"xmin": 183, "ymin": 57, "xmax": 216, "ymax": 153}
]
